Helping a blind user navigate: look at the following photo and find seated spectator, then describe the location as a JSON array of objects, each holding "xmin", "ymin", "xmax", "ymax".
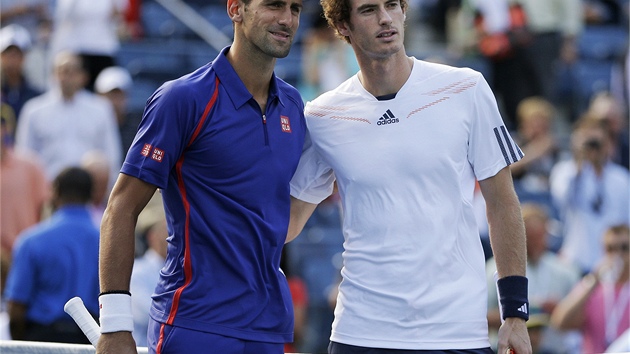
[
  {"xmin": 0, "ymin": 110, "xmax": 49, "ymax": 255},
  {"xmin": 510, "ymin": 96, "xmax": 560, "ymax": 195},
  {"xmin": 3, "ymin": 167, "xmax": 99, "ymax": 344},
  {"xmin": 0, "ymin": 24, "xmax": 41, "ymax": 121},
  {"xmin": 486, "ymin": 203, "xmax": 581, "ymax": 352},
  {"xmin": 550, "ymin": 115, "xmax": 629, "ymax": 273},
  {"xmin": 587, "ymin": 91, "xmax": 629, "ymax": 170},
  {"xmin": 551, "ymin": 224, "xmax": 630, "ymax": 353}
]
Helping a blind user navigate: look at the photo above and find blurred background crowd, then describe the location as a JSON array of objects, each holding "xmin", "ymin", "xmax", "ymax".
[{"xmin": 0, "ymin": 0, "xmax": 628, "ymax": 353}]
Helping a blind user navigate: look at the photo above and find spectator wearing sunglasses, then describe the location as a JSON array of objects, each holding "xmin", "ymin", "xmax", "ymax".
[{"xmin": 551, "ymin": 224, "xmax": 630, "ymax": 353}]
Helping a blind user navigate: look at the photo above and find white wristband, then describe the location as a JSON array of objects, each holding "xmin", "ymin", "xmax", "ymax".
[{"xmin": 98, "ymin": 293, "xmax": 134, "ymax": 333}]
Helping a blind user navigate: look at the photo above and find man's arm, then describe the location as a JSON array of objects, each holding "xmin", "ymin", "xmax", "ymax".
[
  {"xmin": 286, "ymin": 196, "xmax": 318, "ymax": 243},
  {"xmin": 97, "ymin": 174, "xmax": 157, "ymax": 354},
  {"xmin": 478, "ymin": 166, "xmax": 531, "ymax": 354},
  {"xmin": 479, "ymin": 167, "xmax": 527, "ymax": 278},
  {"xmin": 549, "ymin": 274, "xmax": 596, "ymax": 330}
]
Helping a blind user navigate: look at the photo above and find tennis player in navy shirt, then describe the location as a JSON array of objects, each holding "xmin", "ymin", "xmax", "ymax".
[{"xmin": 96, "ymin": 0, "xmax": 305, "ymax": 353}]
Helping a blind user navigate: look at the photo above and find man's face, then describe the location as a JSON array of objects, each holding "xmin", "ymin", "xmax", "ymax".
[
  {"xmin": 573, "ymin": 126, "xmax": 609, "ymax": 163},
  {"xmin": 525, "ymin": 216, "xmax": 547, "ymax": 257},
  {"xmin": 340, "ymin": 0, "xmax": 405, "ymax": 59},
  {"xmin": 239, "ymin": 0, "xmax": 303, "ymax": 59},
  {"xmin": 604, "ymin": 230, "xmax": 630, "ymax": 267},
  {"xmin": 54, "ymin": 56, "xmax": 87, "ymax": 97},
  {"xmin": 1, "ymin": 46, "xmax": 25, "ymax": 74}
]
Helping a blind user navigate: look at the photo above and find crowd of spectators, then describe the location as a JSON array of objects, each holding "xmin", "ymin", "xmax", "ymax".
[{"xmin": 0, "ymin": 0, "xmax": 628, "ymax": 352}]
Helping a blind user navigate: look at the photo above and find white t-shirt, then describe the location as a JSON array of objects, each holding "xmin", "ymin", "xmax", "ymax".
[
  {"xmin": 50, "ymin": 0, "xmax": 126, "ymax": 56},
  {"xmin": 290, "ymin": 58, "xmax": 522, "ymax": 350},
  {"xmin": 15, "ymin": 89, "xmax": 122, "ymax": 185}
]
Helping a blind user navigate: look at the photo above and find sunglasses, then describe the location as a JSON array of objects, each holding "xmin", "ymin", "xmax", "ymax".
[{"xmin": 606, "ymin": 243, "xmax": 630, "ymax": 253}]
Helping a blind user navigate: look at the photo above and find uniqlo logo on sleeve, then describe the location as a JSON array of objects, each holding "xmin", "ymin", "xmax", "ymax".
[
  {"xmin": 141, "ymin": 144, "xmax": 152, "ymax": 156},
  {"xmin": 280, "ymin": 115, "xmax": 292, "ymax": 133},
  {"xmin": 151, "ymin": 148, "xmax": 164, "ymax": 162}
]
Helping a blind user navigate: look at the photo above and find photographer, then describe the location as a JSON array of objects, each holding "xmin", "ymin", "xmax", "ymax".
[{"xmin": 550, "ymin": 115, "xmax": 629, "ymax": 274}]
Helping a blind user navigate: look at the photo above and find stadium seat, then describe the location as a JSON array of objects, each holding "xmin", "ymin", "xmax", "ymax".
[
  {"xmin": 571, "ymin": 58, "xmax": 615, "ymax": 111},
  {"xmin": 578, "ymin": 25, "xmax": 628, "ymax": 60},
  {"xmin": 198, "ymin": 4, "xmax": 234, "ymax": 39},
  {"xmin": 141, "ymin": 1, "xmax": 190, "ymax": 39}
]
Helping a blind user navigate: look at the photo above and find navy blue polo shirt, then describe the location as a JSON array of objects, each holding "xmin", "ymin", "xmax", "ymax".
[{"xmin": 121, "ymin": 46, "xmax": 306, "ymax": 343}]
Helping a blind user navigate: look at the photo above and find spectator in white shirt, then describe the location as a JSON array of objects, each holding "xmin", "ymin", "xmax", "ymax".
[{"xmin": 15, "ymin": 51, "xmax": 122, "ymax": 186}]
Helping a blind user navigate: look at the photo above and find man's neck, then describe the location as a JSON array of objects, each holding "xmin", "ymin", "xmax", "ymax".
[
  {"xmin": 357, "ymin": 53, "xmax": 413, "ymax": 98},
  {"xmin": 227, "ymin": 42, "xmax": 275, "ymax": 110}
]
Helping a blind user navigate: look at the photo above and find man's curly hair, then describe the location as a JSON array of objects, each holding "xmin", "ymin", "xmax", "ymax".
[{"xmin": 320, "ymin": 0, "xmax": 408, "ymax": 43}]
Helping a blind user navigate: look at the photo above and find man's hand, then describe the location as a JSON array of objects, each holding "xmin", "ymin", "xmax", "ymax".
[
  {"xmin": 496, "ymin": 317, "xmax": 532, "ymax": 354},
  {"xmin": 96, "ymin": 332, "xmax": 138, "ymax": 354}
]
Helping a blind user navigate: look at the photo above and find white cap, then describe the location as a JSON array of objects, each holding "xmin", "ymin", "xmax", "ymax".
[
  {"xmin": 0, "ymin": 24, "xmax": 32, "ymax": 53},
  {"xmin": 95, "ymin": 66, "xmax": 133, "ymax": 93}
]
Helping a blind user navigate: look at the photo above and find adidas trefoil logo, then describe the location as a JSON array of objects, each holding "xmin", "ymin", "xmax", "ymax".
[
  {"xmin": 517, "ymin": 303, "xmax": 528, "ymax": 314},
  {"xmin": 377, "ymin": 109, "xmax": 399, "ymax": 126}
]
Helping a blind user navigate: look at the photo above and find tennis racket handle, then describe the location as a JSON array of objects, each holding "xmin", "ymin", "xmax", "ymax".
[{"xmin": 64, "ymin": 297, "xmax": 101, "ymax": 347}]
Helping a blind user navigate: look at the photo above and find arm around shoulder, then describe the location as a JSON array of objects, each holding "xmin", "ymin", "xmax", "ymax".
[{"xmin": 286, "ymin": 196, "xmax": 318, "ymax": 243}]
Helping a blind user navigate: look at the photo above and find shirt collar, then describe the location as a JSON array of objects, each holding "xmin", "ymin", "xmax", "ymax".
[{"xmin": 212, "ymin": 46, "xmax": 285, "ymax": 110}]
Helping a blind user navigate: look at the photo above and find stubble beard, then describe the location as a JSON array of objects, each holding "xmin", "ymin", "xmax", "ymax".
[{"xmin": 257, "ymin": 31, "xmax": 293, "ymax": 59}]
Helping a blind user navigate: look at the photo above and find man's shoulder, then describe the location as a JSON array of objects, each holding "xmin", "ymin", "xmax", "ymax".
[
  {"xmin": 412, "ymin": 59, "xmax": 482, "ymax": 87},
  {"xmin": 80, "ymin": 91, "xmax": 114, "ymax": 110},
  {"xmin": 275, "ymin": 77, "xmax": 304, "ymax": 108},
  {"xmin": 20, "ymin": 91, "xmax": 53, "ymax": 113},
  {"xmin": 306, "ymin": 76, "xmax": 359, "ymax": 108},
  {"xmin": 152, "ymin": 64, "xmax": 219, "ymax": 104},
  {"xmin": 607, "ymin": 161, "xmax": 630, "ymax": 179},
  {"xmin": 12, "ymin": 221, "xmax": 50, "ymax": 252}
]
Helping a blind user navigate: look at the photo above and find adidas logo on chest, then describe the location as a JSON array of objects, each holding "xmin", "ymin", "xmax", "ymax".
[{"xmin": 377, "ymin": 109, "xmax": 399, "ymax": 126}]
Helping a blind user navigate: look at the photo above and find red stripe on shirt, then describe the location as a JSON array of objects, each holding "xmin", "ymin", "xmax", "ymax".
[
  {"xmin": 188, "ymin": 77, "xmax": 220, "ymax": 147},
  {"xmin": 156, "ymin": 322, "xmax": 167, "ymax": 354},
  {"xmin": 164, "ymin": 77, "xmax": 221, "ymax": 325}
]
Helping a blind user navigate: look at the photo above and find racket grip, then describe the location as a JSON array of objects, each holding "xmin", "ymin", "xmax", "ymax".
[{"xmin": 64, "ymin": 297, "xmax": 101, "ymax": 347}]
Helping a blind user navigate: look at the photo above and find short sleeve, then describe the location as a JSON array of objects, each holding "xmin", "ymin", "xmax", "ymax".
[
  {"xmin": 121, "ymin": 84, "xmax": 196, "ymax": 189},
  {"xmin": 468, "ymin": 74, "xmax": 523, "ymax": 181},
  {"xmin": 289, "ymin": 131, "xmax": 335, "ymax": 204}
]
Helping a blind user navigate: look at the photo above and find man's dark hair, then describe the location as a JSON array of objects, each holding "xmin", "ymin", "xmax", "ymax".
[{"xmin": 52, "ymin": 167, "xmax": 93, "ymax": 205}]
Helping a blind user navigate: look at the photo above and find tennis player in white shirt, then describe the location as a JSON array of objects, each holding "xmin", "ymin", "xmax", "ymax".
[{"xmin": 287, "ymin": 0, "xmax": 532, "ymax": 353}]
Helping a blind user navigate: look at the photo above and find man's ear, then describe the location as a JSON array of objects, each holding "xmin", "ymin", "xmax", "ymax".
[
  {"xmin": 336, "ymin": 21, "xmax": 350, "ymax": 37},
  {"xmin": 227, "ymin": 0, "xmax": 242, "ymax": 23}
]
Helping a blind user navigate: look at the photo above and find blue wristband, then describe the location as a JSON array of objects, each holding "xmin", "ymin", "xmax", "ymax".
[{"xmin": 497, "ymin": 275, "xmax": 529, "ymax": 321}]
